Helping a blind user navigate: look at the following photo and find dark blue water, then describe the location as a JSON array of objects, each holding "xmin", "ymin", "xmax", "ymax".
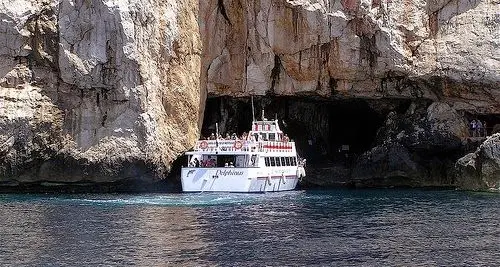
[{"xmin": 0, "ymin": 189, "xmax": 499, "ymax": 266}]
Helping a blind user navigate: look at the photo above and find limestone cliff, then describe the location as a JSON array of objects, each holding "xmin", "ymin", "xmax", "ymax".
[
  {"xmin": 0, "ymin": 0, "xmax": 201, "ymax": 188},
  {"xmin": 201, "ymin": 0, "xmax": 499, "ymax": 113}
]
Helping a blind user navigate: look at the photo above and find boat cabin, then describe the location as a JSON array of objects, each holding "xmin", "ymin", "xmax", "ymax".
[
  {"xmin": 248, "ymin": 120, "xmax": 287, "ymax": 142},
  {"xmin": 186, "ymin": 119, "xmax": 297, "ymax": 169}
]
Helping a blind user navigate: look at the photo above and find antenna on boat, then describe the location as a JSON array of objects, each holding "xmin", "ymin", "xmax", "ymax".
[
  {"xmin": 216, "ymin": 122, "xmax": 219, "ymax": 139},
  {"xmin": 262, "ymin": 108, "xmax": 265, "ymax": 121},
  {"xmin": 251, "ymin": 96, "xmax": 255, "ymax": 122}
]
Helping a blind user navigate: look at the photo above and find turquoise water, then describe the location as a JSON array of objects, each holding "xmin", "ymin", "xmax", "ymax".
[{"xmin": 0, "ymin": 189, "xmax": 499, "ymax": 266}]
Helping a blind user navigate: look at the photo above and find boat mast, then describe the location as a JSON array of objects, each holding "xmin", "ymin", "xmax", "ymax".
[
  {"xmin": 216, "ymin": 122, "xmax": 219, "ymax": 137},
  {"xmin": 251, "ymin": 96, "xmax": 255, "ymax": 122},
  {"xmin": 215, "ymin": 122, "xmax": 219, "ymax": 150}
]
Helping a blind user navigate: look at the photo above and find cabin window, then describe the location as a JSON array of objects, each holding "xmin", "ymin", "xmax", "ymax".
[
  {"xmin": 261, "ymin": 133, "xmax": 268, "ymax": 141},
  {"xmin": 285, "ymin": 157, "xmax": 290, "ymax": 166},
  {"xmin": 281, "ymin": 157, "xmax": 286, "ymax": 166},
  {"xmin": 292, "ymin": 157, "xmax": 297, "ymax": 166},
  {"xmin": 270, "ymin": 157, "xmax": 276, "ymax": 166},
  {"xmin": 268, "ymin": 133, "xmax": 276, "ymax": 141},
  {"xmin": 275, "ymin": 157, "xmax": 281, "ymax": 166},
  {"xmin": 265, "ymin": 157, "xmax": 270, "ymax": 167}
]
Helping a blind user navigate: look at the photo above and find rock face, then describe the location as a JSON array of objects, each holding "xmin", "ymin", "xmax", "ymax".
[
  {"xmin": 455, "ymin": 133, "xmax": 500, "ymax": 191},
  {"xmin": 0, "ymin": 0, "xmax": 201, "ymax": 188},
  {"xmin": 352, "ymin": 102, "xmax": 467, "ymax": 187},
  {"xmin": 201, "ymin": 0, "xmax": 499, "ymax": 113}
]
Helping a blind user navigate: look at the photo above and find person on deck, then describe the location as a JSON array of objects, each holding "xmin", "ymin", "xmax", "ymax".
[
  {"xmin": 470, "ymin": 120, "xmax": 477, "ymax": 137},
  {"xmin": 476, "ymin": 120, "xmax": 483, "ymax": 138}
]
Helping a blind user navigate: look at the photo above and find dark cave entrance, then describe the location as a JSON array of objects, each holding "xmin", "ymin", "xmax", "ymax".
[
  {"xmin": 464, "ymin": 112, "xmax": 500, "ymax": 136},
  {"xmin": 201, "ymin": 96, "xmax": 385, "ymax": 166}
]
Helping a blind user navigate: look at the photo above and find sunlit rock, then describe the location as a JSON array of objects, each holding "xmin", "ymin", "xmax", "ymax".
[
  {"xmin": 455, "ymin": 134, "xmax": 500, "ymax": 191},
  {"xmin": 0, "ymin": 0, "xmax": 202, "ymax": 187},
  {"xmin": 201, "ymin": 0, "xmax": 499, "ymax": 113}
]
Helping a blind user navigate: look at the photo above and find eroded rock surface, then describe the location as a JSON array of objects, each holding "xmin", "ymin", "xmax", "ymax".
[
  {"xmin": 455, "ymin": 133, "xmax": 500, "ymax": 191},
  {"xmin": 0, "ymin": 0, "xmax": 201, "ymax": 188},
  {"xmin": 201, "ymin": 0, "xmax": 499, "ymax": 113},
  {"xmin": 352, "ymin": 102, "xmax": 467, "ymax": 187}
]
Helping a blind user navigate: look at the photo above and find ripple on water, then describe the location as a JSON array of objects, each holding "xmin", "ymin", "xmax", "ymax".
[{"xmin": 0, "ymin": 189, "xmax": 499, "ymax": 266}]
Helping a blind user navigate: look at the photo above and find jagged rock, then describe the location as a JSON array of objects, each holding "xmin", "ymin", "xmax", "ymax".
[
  {"xmin": 352, "ymin": 142, "xmax": 421, "ymax": 187},
  {"xmin": 493, "ymin": 124, "xmax": 500, "ymax": 135},
  {"xmin": 0, "ymin": 0, "xmax": 202, "ymax": 188},
  {"xmin": 352, "ymin": 101, "xmax": 465, "ymax": 186},
  {"xmin": 455, "ymin": 133, "xmax": 500, "ymax": 191}
]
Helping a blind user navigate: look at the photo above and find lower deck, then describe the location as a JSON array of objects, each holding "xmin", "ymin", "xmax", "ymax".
[{"xmin": 181, "ymin": 166, "xmax": 303, "ymax": 192}]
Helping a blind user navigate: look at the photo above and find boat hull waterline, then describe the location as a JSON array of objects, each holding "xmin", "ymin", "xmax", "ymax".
[{"xmin": 181, "ymin": 167, "xmax": 301, "ymax": 192}]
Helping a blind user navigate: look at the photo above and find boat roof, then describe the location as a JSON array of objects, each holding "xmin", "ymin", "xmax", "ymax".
[{"xmin": 249, "ymin": 119, "xmax": 283, "ymax": 134}]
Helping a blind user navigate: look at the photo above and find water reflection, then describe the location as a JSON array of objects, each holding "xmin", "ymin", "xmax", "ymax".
[
  {"xmin": 190, "ymin": 190, "xmax": 500, "ymax": 266},
  {"xmin": 0, "ymin": 203, "xmax": 52, "ymax": 265},
  {"xmin": 0, "ymin": 190, "xmax": 499, "ymax": 266},
  {"xmin": 0, "ymin": 196, "xmax": 210, "ymax": 266}
]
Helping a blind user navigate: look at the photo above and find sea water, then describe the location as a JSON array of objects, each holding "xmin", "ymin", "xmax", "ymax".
[{"xmin": 0, "ymin": 189, "xmax": 499, "ymax": 266}]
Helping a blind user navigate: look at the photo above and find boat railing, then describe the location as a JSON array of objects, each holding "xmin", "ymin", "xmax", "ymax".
[{"xmin": 195, "ymin": 139, "xmax": 296, "ymax": 153}]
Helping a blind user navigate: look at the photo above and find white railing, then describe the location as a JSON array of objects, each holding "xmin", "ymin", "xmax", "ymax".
[{"xmin": 194, "ymin": 140, "xmax": 295, "ymax": 153}]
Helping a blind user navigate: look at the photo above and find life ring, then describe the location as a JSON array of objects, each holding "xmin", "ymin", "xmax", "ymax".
[
  {"xmin": 199, "ymin": 140, "xmax": 208, "ymax": 149},
  {"xmin": 233, "ymin": 140, "xmax": 243, "ymax": 150}
]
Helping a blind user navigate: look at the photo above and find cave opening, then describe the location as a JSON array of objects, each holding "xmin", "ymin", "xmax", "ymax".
[
  {"xmin": 201, "ymin": 96, "xmax": 385, "ymax": 166},
  {"xmin": 464, "ymin": 112, "xmax": 500, "ymax": 136}
]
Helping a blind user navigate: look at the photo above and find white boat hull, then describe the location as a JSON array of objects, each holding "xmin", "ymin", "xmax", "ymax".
[{"xmin": 181, "ymin": 167, "xmax": 301, "ymax": 192}]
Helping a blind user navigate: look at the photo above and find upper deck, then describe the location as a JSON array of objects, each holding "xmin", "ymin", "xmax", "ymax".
[
  {"xmin": 188, "ymin": 119, "xmax": 297, "ymax": 155},
  {"xmin": 188, "ymin": 139, "xmax": 297, "ymax": 155}
]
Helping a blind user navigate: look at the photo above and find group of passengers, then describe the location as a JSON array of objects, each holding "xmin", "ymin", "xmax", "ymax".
[
  {"xmin": 201, "ymin": 158, "xmax": 216, "ymax": 167},
  {"xmin": 470, "ymin": 119, "xmax": 487, "ymax": 137},
  {"xmin": 189, "ymin": 158, "xmax": 237, "ymax": 168},
  {"xmin": 189, "ymin": 158, "xmax": 217, "ymax": 167},
  {"xmin": 202, "ymin": 132, "xmax": 248, "ymax": 141},
  {"xmin": 201, "ymin": 132, "xmax": 290, "ymax": 142}
]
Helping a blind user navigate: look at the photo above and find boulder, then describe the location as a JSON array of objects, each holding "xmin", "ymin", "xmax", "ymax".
[
  {"xmin": 352, "ymin": 101, "xmax": 466, "ymax": 187},
  {"xmin": 455, "ymin": 134, "xmax": 500, "ymax": 191}
]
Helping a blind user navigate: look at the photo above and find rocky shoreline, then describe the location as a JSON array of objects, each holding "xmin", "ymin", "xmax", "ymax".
[{"xmin": 455, "ymin": 134, "xmax": 500, "ymax": 192}]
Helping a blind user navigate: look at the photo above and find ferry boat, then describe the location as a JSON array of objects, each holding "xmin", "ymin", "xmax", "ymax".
[{"xmin": 181, "ymin": 117, "xmax": 306, "ymax": 192}]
